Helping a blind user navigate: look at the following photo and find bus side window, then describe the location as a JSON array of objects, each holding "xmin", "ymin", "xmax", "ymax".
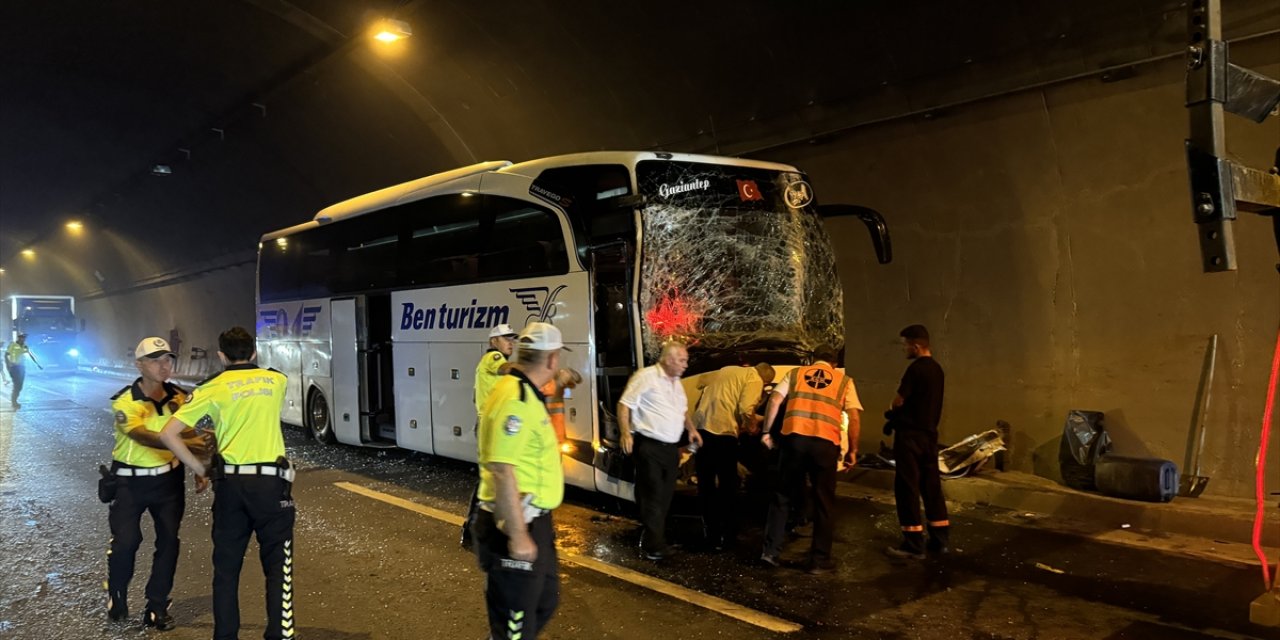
[
  {"xmin": 400, "ymin": 194, "xmax": 482, "ymax": 288},
  {"xmin": 480, "ymin": 196, "xmax": 568, "ymax": 279}
]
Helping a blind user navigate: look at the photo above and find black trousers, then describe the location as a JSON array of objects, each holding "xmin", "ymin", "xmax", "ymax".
[
  {"xmin": 7, "ymin": 364, "xmax": 23, "ymax": 405},
  {"xmin": 695, "ymin": 431, "xmax": 740, "ymax": 542},
  {"xmin": 632, "ymin": 434, "xmax": 680, "ymax": 552},
  {"xmin": 893, "ymin": 430, "xmax": 950, "ymax": 548},
  {"xmin": 107, "ymin": 465, "xmax": 184, "ymax": 613},
  {"xmin": 473, "ymin": 509, "xmax": 559, "ymax": 640},
  {"xmin": 763, "ymin": 435, "xmax": 839, "ymax": 563},
  {"xmin": 212, "ymin": 475, "xmax": 296, "ymax": 640}
]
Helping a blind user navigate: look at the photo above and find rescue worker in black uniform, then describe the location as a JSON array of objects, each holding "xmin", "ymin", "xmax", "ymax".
[
  {"xmin": 884, "ymin": 324, "xmax": 949, "ymax": 559},
  {"xmin": 160, "ymin": 326, "xmax": 294, "ymax": 640},
  {"xmin": 105, "ymin": 337, "xmax": 212, "ymax": 629}
]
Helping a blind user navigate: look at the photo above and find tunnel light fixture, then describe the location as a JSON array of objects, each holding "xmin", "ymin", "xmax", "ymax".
[
  {"xmin": 21, "ymin": 249, "xmax": 35, "ymax": 259},
  {"xmin": 151, "ymin": 164, "xmax": 172, "ymax": 176},
  {"xmin": 66, "ymin": 220, "xmax": 83, "ymax": 233},
  {"xmin": 373, "ymin": 18, "xmax": 412, "ymax": 42}
]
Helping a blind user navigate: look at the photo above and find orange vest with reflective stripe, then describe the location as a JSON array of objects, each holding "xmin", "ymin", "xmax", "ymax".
[
  {"xmin": 541, "ymin": 380, "xmax": 566, "ymax": 444},
  {"xmin": 781, "ymin": 363, "xmax": 849, "ymax": 447}
]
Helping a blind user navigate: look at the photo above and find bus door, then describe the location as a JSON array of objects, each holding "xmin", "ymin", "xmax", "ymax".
[
  {"xmin": 364, "ymin": 293, "xmax": 397, "ymax": 443},
  {"xmin": 329, "ymin": 297, "xmax": 363, "ymax": 445},
  {"xmin": 332, "ymin": 295, "xmax": 397, "ymax": 446},
  {"xmin": 589, "ymin": 239, "xmax": 640, "ymax": 500}
]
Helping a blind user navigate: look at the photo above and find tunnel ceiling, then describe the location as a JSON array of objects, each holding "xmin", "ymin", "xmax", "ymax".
[{"xmin": 1, "ymin": 0, "xmax": 1277, "ymax": 271}]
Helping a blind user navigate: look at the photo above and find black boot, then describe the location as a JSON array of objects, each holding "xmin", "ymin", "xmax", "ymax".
[
  {"xmin": 107, "ymin": 591, "xmax": 128, "ymax": 622},
  {"xmin": 927, "ymin": 525, "xmax": 951, "ymax": 555},
  {"xmin": 886, "ymin": 531, "xmax": 926, "ymax": 560},
  {"xmin": 143, "ymin": 601, "xmax": 176, "ymax": 631}
]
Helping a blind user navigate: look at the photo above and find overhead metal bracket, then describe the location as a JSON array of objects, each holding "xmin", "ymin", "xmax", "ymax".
[{"xmin": 1184, "ymin": 0, "xmax": 1280, "ymax": 273}]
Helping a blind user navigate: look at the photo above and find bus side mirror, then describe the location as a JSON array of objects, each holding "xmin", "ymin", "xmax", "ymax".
[{"xmin": 818, "ymin": 204, "xmax": 893, "ymax": 264}]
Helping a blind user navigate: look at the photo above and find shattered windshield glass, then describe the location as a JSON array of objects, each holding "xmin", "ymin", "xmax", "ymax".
[{"xmin": 635, "ymin": 160, "xmax": 842, "ymax": 367}]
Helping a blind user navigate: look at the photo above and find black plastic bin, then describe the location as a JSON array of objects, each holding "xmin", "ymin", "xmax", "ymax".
[{"xmin": 1094, "ymin": 455, "xmax": 1180, "ymax": 503}]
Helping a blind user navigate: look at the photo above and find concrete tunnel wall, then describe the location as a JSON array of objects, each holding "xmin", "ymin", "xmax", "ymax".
[
  {"xmin": 16, "ymin": 34, "xmax": 1277, "ymax": 499},
  {"xmin": 774, "ymin": 39, "xmax": 1280, "ymax": 499}
]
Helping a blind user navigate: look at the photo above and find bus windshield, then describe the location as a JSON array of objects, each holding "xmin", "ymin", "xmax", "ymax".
[{"xmin": 635, "ymin": 160, "xmax": 842, "ymax": 366}]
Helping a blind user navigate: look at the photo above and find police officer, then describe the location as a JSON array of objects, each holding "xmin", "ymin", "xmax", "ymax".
[
  {"xmin": 473, "ymin": 322, "xmax": 566, "ymax": 640},
  {"xmin": 159, "ymin": 326, "xmax": 294, "ymax": 640},
  {"xmin": 4, "ymin": 332, "xmax": 31, "ymax": 408},
  {"xmin": 463, "ymin": 323, "xmax": 519, "ymax": 548},
  {"xmin": 760, "ymin": 346, "xmax": 862, "ymax": 574},
  {"xmin": 106, "ymin": 337, "xmax": 211, "ymax": 629}
]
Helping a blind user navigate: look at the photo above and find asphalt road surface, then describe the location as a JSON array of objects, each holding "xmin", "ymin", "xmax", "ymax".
[{"xmin": 0, "ymin": 370, "xmax": 1272, "ymax": 639}]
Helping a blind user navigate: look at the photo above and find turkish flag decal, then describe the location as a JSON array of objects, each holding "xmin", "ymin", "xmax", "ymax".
[{"xmin": 737, "ymin": 179, "xmax": 763, "ymax": 202}]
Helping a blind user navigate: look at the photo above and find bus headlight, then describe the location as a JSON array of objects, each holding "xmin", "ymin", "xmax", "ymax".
[{"xmin": 67, "ymin": 348, "xmax": 80, "ymax": 358}]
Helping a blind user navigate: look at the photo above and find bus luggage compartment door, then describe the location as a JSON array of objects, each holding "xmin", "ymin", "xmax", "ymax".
[
  {"xmin": 430, "ymin": 342, "xmax": 480, "ymax": 463},
  {"xmin": 330, "ymin": 298, "xmax": 363, "ymax": 446},
  {"xmin": 393, "ymin": 341, "xmax": 433, "ymax": 454}
]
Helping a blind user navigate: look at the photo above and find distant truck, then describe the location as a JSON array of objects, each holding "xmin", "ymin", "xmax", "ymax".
[{"xmin": 5, "ymin": 295, "xmax": 80, "ymax": 371}]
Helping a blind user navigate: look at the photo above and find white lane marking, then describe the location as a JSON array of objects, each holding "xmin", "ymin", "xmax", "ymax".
[
  {"xmin": 334, "ymin": 481, "xmax": 803, "ymax": 634},
  {"xmin": 562, "ymin": 553, "xmax": 803, "ymax": 633},
  {"xmin": 334, "ymin": 481, "xmax": 465, "ymax": 526}
]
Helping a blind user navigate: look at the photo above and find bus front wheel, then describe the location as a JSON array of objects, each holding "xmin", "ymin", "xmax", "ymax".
[{"xmin": 308, "ymin": 389, "xmax": 336, "ymax": 444}]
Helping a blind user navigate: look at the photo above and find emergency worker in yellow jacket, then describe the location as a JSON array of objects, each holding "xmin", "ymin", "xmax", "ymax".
[
  {"xmin": 159, "ymin": 327, "xmax": 293, "ymax": 640},
  {"xmin": 760, "ymin": 346, "xmax": 861, "ymax": 574},
  {"xmin": 105, "ymin": 337, "xmax": 211, "ymax": 630}
]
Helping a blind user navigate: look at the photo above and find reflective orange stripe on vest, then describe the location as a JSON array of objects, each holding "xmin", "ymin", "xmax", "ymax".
[
  {"xmin": 541, "ymin": 380, "xmax": 566, "ymax": 444},
  {"xmin": 781, "ymin": 364, "xmax": 849, "ymax": 447}
]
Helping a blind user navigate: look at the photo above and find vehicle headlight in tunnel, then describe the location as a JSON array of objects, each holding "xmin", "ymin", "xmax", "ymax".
[{"xmin": 67, "ymin": 348, "xmax": 80, "ymax": 358}]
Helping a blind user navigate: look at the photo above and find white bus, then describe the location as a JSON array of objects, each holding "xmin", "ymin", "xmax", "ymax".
[{"xmin": 256, "ymin": 151, "xmax": 890, "ymax": 501}]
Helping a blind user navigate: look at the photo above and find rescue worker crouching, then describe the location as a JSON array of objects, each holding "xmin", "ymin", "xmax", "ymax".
[
  {"xmin": 472, "ymin": 322, "xmax": 567, "ymax": 640},
  {"xmin": 159, "ymin": 326, "xmax": 294, "ymax": 640},
  {"xmin": 105, "ymin": 337, "xmax": 214, "ymax": 630}
]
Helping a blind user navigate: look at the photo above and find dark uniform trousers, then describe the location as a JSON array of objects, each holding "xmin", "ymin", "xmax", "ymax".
[
  {"xmin": 893, "ymin": 429, "xmax": 950, "ymax": 551},
  {"xmin": 694, "ymin": 431, "xmax": 740, "ymax": 544},
  {"xmin": 473, "ymin": 509, "xmax": 559, "ymax": 640},
  {"xmin": 108, "ymin": 463, "xmax": 185, "ymax": 613},
  {"xmin": 632, "ymin": 433, "xmax": 681, "ymax": 552},
  {"xmin": 763, "ymin": 434, "xmax": 839, "ymax": 563},
  {"xmin": 212, "ymin": 474, "xmax": 296, "ymax": 640},
  {"xmin": 7, "ymin": 364, "xmax": 23, "ymax": 405}
]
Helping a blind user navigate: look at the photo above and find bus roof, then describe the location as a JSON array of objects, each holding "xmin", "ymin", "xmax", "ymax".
[{"xmin": 261, "ymin": 151, "xmax": 803, "ymax": 241}]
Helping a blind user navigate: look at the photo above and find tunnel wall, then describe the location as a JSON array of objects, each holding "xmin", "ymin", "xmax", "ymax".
[{"xmin": 775, "ymin": 39, "xmax": 1280, "ymax": 498}]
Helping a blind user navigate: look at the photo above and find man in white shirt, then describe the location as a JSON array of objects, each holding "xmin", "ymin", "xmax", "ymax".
[
  {"xmin": 619, "ymin": 342, "xmax": 702, "ymax": 561},
  {"xmin": 692, "ymin": 362, "xmax": 774, "ymax": 550}
]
